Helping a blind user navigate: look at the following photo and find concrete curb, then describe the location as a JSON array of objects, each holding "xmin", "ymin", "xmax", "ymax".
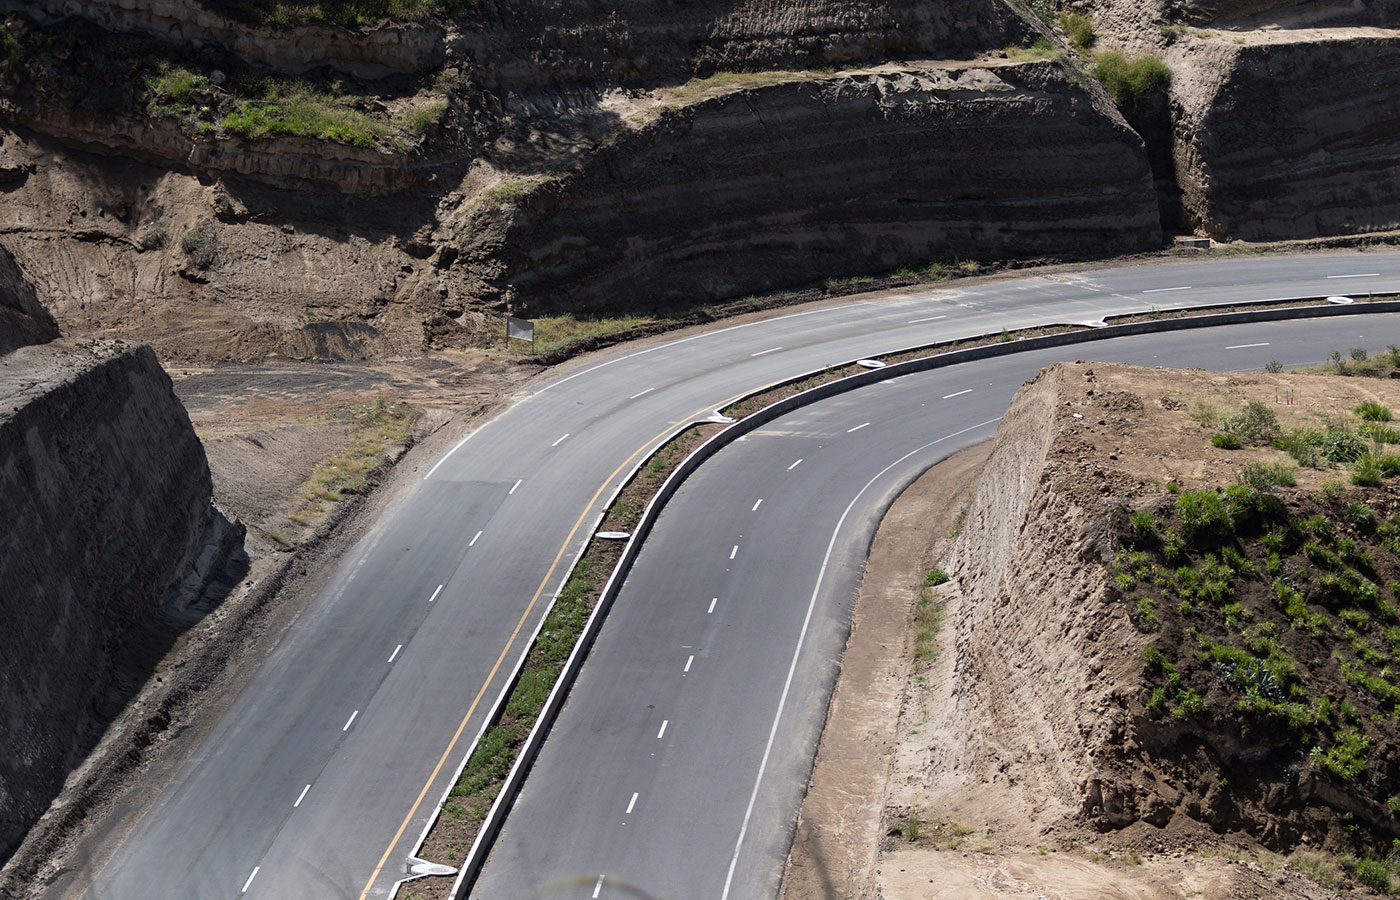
[{"xmin": 429, "ymin": 297, "xmax": 1400, "ymax": 898}]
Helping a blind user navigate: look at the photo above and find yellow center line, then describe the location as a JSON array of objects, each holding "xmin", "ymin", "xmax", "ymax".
[{"xmin": 357, "ymin": 394, "xmax": 745, "ymax": 899}]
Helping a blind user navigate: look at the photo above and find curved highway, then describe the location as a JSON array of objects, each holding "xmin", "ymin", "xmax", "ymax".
[
  {"xmin": 473, "ymin": 316, "xmax": 1400, "ymax": 899},
  {"xmin": 62, "ymin": 252, "xmax": 1400, "ymax": 900}
]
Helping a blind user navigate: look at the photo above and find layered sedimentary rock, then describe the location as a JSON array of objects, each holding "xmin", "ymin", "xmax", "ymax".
[
  {"xmin": 497, "ymin": 62, "xmax": 1162, "ymax": 315},
  {"xmin": 0, "ymin": 339, "xmax": 220, "ymax": 859},
  {"xmin": 1170, "ymin": 31, "xmax": 1400, "ymax": 240}
]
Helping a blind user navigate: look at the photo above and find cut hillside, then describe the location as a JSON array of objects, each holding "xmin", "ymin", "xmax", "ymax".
[
  {"xmin": 786, "ymin": 356, "xmax": 1400, "ymax": 900},
  {"xmin": 0, "ymin": 0, "xmax": 1168, "ymax": 364}
]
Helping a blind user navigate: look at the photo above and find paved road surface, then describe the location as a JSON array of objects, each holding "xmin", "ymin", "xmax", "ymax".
[
  {"xmin": 63, "ymin": 253, "xmax": 1400, "ymax": 900},
  {"xmin": 473, "ymin": 316, "xmax": 1399, "ymax": 900}
]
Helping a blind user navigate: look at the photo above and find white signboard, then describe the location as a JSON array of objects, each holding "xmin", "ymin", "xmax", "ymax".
[{"xmin": 506, "ymin": 316, "xmax": 534, "ymax": 344}]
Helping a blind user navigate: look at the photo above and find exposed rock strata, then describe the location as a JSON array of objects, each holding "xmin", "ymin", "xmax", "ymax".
[
  {"xmin": 1169, "ymin": 31, "xmax": 1400, "ymax": 241},
  {"xmin": 7, "ymin": 0, "xmax": 446, "ymax": 76},
  {"xmin": 0, "ymin": 339, "xmax": 227, "ymax": 860},
  {"xmin": 496, "ymin": 62, "xmax": 1161, "ymax": 315}
]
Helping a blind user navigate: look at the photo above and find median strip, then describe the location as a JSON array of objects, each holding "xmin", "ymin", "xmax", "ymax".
[{"xmin": 394, "ymin": 292, "xmax": 1400, "ymax": 900}]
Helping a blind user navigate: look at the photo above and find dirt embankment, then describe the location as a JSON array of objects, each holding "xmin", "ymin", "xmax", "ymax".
[{"xmin": 786, "ymin": 360, "xmax": 1400, "ymax": 899}]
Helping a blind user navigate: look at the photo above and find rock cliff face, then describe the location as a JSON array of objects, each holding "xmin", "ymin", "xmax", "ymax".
[
  {"xmin": 493, "ymin": 62, "xmax": 1161, "ymax": 315},
  {"xmin": 1169, "ymin": 31, "xmax": 1400, "ymax": 241},
  {"xmin": 0, "ymin": 339, "xmax": 223, "ymax": 860},
  {"xmin": 0, "ymin": 244, "xmax": 56, "ymax": 354}
]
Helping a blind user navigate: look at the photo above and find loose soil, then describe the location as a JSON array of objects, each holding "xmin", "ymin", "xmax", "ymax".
[{"xmin": 781, "ymin": 361, "xmax": 1400, "ymax": 900}]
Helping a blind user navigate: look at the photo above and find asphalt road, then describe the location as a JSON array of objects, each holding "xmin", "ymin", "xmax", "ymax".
[
  {"xmin": 65, "ymin": 252, "xmax": 1400, "ymax": 900},
  {"xmin": 471, "ymin": 316, "xmax": 1400, "ymax": 900}
]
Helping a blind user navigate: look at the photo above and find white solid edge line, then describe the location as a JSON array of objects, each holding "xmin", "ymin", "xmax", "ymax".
[
  {"xmin": 294, "ymin": 784, "xmax": 311, "ymax": 808},
  {"xmin": 470, "ymin": 530, "xmax": 483, "ymax": 547},
  {"xmin": 708, "ymin": 597, "xmax": 718, "ymax": 614},
  {"xmin": 429, "ymin": 584, "xmax": 444, "ymax": 602},
  {"xmin": 1327, "ymin": 273, "xmax": 1380, "ymax": 278},
  {"xmin": 657, "ymin": 720, "xmax": 668, "ymax": 739},
  {"xmin": 241, "ymin": 867, "xmax": 260, "ymax": 893},
  {"xmin": 847, "ymin": 422, "xmax": 870, "ymax": 433},
  {"xmin": 388, "ymin": 644, "xmax": 403, "ymax": 664},
  {"xmin": 787, "ymin": 459, "xmax": 803, "ymax": 470},
  {"xmin": 1142, "ymin": 285, "xmax": 1192, "ymax": 293},
  {"xmin": 343, "ymin": 710, "xmax": 359, "ymax": 732},
  {"xmin": 552, "ymin": 433, "xmax": 571, "ymax": 447},
  {"xmin": 1225, "ymin": 342, "xmax": 1270, "ymax": 350},
  {"xmin": 593, "ymin": 875, "xmax": 605, "ymax": 899},
  {"xmin": 626, "ymin": 792, "xmax": 638, "ymax": 815},
  {"xmin": 752, "ymin": 499, "xmax": 763, "ymax": 511},
  {"xmin": 718, "ymin": 414, "xmax": 1003, "ymax": 900},
  {"xmin": 942, "ymin": 389, "xmax": 973, "ymax": 399},
  {"xmin": 751, "ymin": 346, "xmax": 783, "ymax": 357},
  {"xmin": 907, "ymin": 314, "xmax": 948, "ymax": 324},
  {"xmin": 629, "ymin": 387, "xmax": 655, "ymax": 399},
  {"xmin": 509, "ymin": 479, "xmax": 522, "ymax": 494}
]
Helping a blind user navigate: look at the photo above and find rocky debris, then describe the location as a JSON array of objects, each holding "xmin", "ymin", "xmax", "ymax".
[{"xmin": 0, "ymin": 338, "xmax": 237, "ymax": 861}]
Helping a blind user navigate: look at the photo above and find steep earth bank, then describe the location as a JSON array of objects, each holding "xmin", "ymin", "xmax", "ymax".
[
  {"xmin": 785, "ymin": 359, "xmax": 1400, "ymax": 898},
  {"xmin": 1080, "ymin": 0, "xmax": 1400, "ymax": 242},
  {"xmin": 0, "ymin": 337, "xmax": 238, "ymax": 863}
]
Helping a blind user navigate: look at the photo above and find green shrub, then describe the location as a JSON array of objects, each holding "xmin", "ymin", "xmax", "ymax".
[
  {"xmin": 1349, "ymin": 857, "xmax": 1391, "ymax": 892},
  {"xmin": 923, "ymin": 569, "xmax": 950, "ymax": 587},
  {"xmin": 1236, "ymin": 461, "xmax": 1295, "ymax": 492},
  {"xmin": 1323, "ymin": 429, "xmax": 1369, "ymax": 465},
  {"xmin": 1058, "ymin": 12, "xmax": 1095, "ymax": 50},
  {"xmin": 1264, "ymin": 359, "xmax": 1284, "ymax": 374},
  {"xmin": 1135, "ymin": 596, "xmax": 1160, "ymax": 631},
  {"xmin": 1177, "ymin": 489, "xmax": 1229, "ymax": 540},
  {"xmin": 1345, "ymin": 502, "xmax": 1378, "ymax": 531},
  {"xmin": 1360, "ymin": 421, "xmax": 1400, "ymax": 443},
  {"xmin": 1212, "ymin": 432, "xmax": 1241, "ymax": 449},
  {"xmin": 1353, "ymin": 454, "xmax": 1384, "ymax": 487},
  {"xmin": 1222, "ymin": 401, "xmax": 1280, "ymax": 445},
  {"xmin": 1129, "ymin": 510, "xmax": 1159, "ymax": 543},
  {"xmin": 1092, "ymin": 52, "xmax": 1171, "ymax": 114},
  {"xmin": 1310, "ymin": 728, "xmax": 1369, "ymax": 780},
  {"xmin": 1357, "ymin": 400, "xmax": 1393, "ymax": 422},
  {"xmin": 1380, "ymin": 453, "xmax": 1400, "ymax": 478},
  {"xmin": 399, "ymin": 100, "xmax": 447, "ymax": 136},
  {"xmin": 1351, "ymin": 347, "xmax": 1370, "ymax": 362}
]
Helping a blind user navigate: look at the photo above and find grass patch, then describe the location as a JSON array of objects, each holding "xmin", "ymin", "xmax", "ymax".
[
  {"xmin": 222, "ymin": 82, "xmax": 388, "ymax": 148},
  {"xmin": 1091, "ymin": 52, "xmax": 1170, "ymax": 115},
  {"xmin": 1059, "ymin": 12, "xmax": 1095, "ymax": 50},
  {"xmin": 1005, "ymin": 38, "xmax": 1066, "ymax": 63},
  {"xmin": 281, "ymin": 397, "xmax": 411, "ymax": 533},
  {"xmin": 508, "ymin": 312, "xmax": 655, "ymax": 356}
]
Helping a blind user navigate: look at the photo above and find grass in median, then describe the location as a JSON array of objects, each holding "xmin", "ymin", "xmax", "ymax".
[{"xmin": 410, "ymin": 422, "xmax": 722, "ymax": 889}]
